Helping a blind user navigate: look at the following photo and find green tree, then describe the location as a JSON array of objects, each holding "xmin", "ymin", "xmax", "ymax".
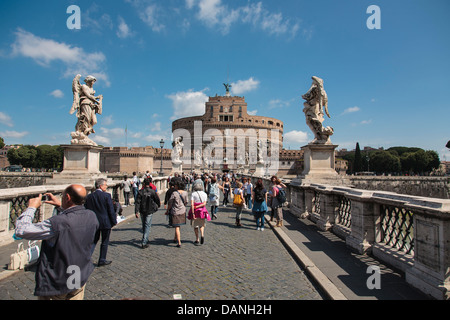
[
  {"xmin": 0, "ymin": 137, "xmax": 5, "ymax": 149},
  {"xmin": 354, "ymin": 143, "xmax": 363, "ymax": 173},
  {"xmin": 370, "ymin": 150, "xmax": 401, "ymax": 174},
  {"xmin": 7, "ymin": 145, "xmax": 38, "ymax": 168}
]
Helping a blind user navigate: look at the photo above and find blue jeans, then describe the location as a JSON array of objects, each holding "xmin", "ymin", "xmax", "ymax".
[
  {"xmin": 254, "ymin": 212, "xmax": 265, "ymax": 228},
  {"xmin": 141, "ymin": 213, "xmax": 153, "ymax": 245},
  {"xmin": 132, "ymin": 187, "xmax": 139, "ymax": 201}
]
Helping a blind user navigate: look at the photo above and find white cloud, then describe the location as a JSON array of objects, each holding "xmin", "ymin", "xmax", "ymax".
[
  {"xmin": 231, "ymin": 77, "xmax": 260, "ymax": 95},
  {"xmin": 11, "ymin": 28, "xmax": 110, "ymax": 86},
  {"xmin": 248, "ymin": 110, "xmax": 258, "ymax": 116},
  {"xmin": 101, "ymin": 115, "xmax": 114, "ymax": 126},
  {"xmin": 187, "ymin": 0, "xmax": 300, "ymax": 37},
  {"xmin": 139, "ymin": 5, "xmax": 165, "ymax": 32},
  {"xmin": 50, "ymin": 89, "xmax": 64, "ymax": 98},
  {"xmin": 99, "ymin": 127, "xmax": 126, "ymax": 137},
  {"xmin": 117, "ymin": 17, "xmax": 133, "ymax": 38},
  {"xmin": 341, "ymin": 106, "xmax": 360, "ymax": 115},
  {"xmin": 361, "ymin": 120, "xmax": 372, "ymax": 125},
  {"xmin": 167, "ymin": 89, "xmax": 209, "ymax": 120},
  {"xmin": 0, "ymin": 130, "xmax": 29, "ymax": 139},
  {"xmin": 0, "ymin": 112, "xmax": 13, "ymax": 127},
  {"xmin": 144, "ymin": 134, "xmax": 166, "ymax": 143},
  {"xmin": 151, "ymin": 122, "xmax": 162, "ymax": 132},
  {"xmin": 93, "ymin": 135, "xmax": 111, "ymax": 146},
  {"xmin": 284, "ymin": 130, "xmax": 309, "ymax": 146},
  {"xmin": 268, "ymin": 99, "xmax": 292, "ymax": 109}
]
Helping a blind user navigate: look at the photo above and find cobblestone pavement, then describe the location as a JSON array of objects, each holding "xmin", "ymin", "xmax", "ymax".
[{"xmin": 0, "ymin": 204, "xmax": 324, "ymax": 300}]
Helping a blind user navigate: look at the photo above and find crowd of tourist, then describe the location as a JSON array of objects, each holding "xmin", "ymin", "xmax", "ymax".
[{"xmin": 14, "ymin": 170, "xmax": 286, "ymax": 300}]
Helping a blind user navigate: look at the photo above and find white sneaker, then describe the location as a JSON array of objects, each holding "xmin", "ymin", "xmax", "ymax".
[
  {"xmin": 257, "ymin": 227, "xmax": 261, "ymax": 231},
  {"xmin": 261, "ymin": 227, "xmax": 264, "ymax": 231}
]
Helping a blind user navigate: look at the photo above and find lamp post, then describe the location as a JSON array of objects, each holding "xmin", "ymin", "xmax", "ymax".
[{"xmin": 159, "ymin": 139, "xmax": 164, "ymax": 177}]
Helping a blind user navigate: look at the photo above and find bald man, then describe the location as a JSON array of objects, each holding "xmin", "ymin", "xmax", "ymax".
[{"xmin": 15, "ymin": 184, "xmax": 99, "ymax": 300}]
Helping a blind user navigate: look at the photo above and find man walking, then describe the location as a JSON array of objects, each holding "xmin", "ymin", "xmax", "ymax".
[
  {"xmin": 135, "ymin": 178, "xmax": 161, "ymax": 249},
  {"xmin": 85, "ymin": 178, "xmax": 117, "ymax": 266},
  {"xmin": 15, "ymin": 185, "xmax": 99, "ymax": 300}
]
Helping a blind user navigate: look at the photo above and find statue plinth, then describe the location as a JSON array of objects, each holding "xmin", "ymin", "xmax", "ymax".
[
  {"xmin": 254, "ymin": 162, "xmax": 265, "ymax": 177},
  {"xmin": 48, "ymin": 144, "xmax": 106, "ymax": 185},
  {"xmin": 291, "ymin": 144, "xmax": 343, "ymax": 186},
  {"xmin": 172, "ymin": 161, "xmax": 183, "ymax": 175}
]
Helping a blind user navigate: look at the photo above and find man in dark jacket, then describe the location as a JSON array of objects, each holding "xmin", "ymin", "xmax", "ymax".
[
  {"xmin": 85, "ymin": 178, "xmax": 117, "ymax": 266},
  {"xmin": 15, "ymin": 185, "xmax": 99, "ymax": 300},
  {"xmin": 135, "ymin": 178, "xmax": 161, "ymax": 249}
]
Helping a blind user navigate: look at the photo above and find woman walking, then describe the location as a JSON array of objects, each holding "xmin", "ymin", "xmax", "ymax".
[
  {"xmin": 188, "ymin": 181, "xmax": 210, "ymax": 245},
  {"xmin": 233, "ymin": 181, "xmax": 245, "ymax": 227},
  {"xmin": 208, "ymin": 177, "xmax": 220, "ymax": 220},
  {"xmin": 222, "ymin": 177, "xmax": 231, "ymax": 207},
  {"xmin": 270, "ymin": 176, "xmax": 286, "ymax": 227},
  {"xmin": 252, "ymin": 179, "xmax": 268, "ymax": 231},
  {"xmin": 166, "ymin": 178, "xmax": 188, "ymax": 247}
]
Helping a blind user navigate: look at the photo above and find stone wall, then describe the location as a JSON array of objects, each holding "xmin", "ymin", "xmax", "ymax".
[
  {"xmin": 349, "ymin": 176, "xmax": 450, "ymax": 200},
  {"xmin": 0, "ymin": 172, "xmax": 53, "ymax": 189}
]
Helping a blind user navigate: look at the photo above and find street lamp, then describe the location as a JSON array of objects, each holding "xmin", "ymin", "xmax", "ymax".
[{"xmin": 159, "ymin": 139, "xmax": 164, "ymax": 177}]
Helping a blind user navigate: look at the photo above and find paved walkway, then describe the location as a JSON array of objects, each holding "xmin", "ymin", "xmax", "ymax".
[{"xmin": 0, "ymin": 196, "xmax": 429, "ymax": 300}]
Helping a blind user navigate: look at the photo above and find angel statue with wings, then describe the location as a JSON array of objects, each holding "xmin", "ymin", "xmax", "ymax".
[
  {"xmin": 69, "ymin": 74, "xmax": 103, "ymax": 146},
  {"xmin": 302, "ymin": 76, "xmax": 334, "ymax": 145}
]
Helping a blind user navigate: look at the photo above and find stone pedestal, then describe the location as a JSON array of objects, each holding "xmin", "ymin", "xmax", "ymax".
[
  {"xmin": 292, "ymin": 144, "xmax": 350, "ymax": 186},
  {"xmin": 254, "ymin": 162, "xmax": 265, "ymax": 177},
  {"xmin": 48, "ymin": 144, "xmax": 106, "ymax": 185},
  {"xmin": 172, "ymin": 161, "xmax": 183, "ymax": 175}
]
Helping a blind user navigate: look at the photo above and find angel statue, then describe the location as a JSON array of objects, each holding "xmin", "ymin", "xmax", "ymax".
[
  {"xmin": 69, "ymin": 74, "xmax": 103, "ymax": 146},
  {"xmin": 302, "ymin": 76, "xmax": 334, "ymax": 144},
  {"xmin": 172, "ymin": 137, "xmax": 184, "ymax": 164},
  {"xmin": 223, "ymin": 83, "xmax": 232, "ymax": 96}
]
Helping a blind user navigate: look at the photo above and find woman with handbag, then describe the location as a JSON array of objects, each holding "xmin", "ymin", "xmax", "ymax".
[
  {"xmin": 233, "ymin": 181, "xmax": 245, "ymax": 227},
  {"xmin": 166, "ymin": 178, "xmax": 188, "ymax": 248},
  {"xmin": 188, "ymin": 181, "xmax": 210, "ymax": 245}
]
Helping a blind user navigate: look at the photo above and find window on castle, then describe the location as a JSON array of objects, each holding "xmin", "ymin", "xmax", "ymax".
[{"xmin": 219, "ymin": 115, "xmax": 234, "ymax": 122}]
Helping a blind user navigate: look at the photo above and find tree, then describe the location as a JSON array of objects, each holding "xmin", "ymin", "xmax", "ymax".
[
  {"xmin": 7, "ymin": 145, "xmax": 37, "ymax": 168},
  {"xmin": 370, "ymin": 150, "xmax": 401, "ymax": 174},
  {"xmin": 0, "ymin": 137, "xmax": 4, "ymax": 149},
  {"xmin": 354, "ymin": 143, "xmax": 363, "ymax": 173},
  {"xmin": 7, "ymin": 145, "xmax": 64, "ymax": 170}
]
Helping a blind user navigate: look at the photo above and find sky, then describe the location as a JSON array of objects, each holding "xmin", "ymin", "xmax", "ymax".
[{"xmin": 0, "ymin": 0, "xmax": 449, "ymax": 161}]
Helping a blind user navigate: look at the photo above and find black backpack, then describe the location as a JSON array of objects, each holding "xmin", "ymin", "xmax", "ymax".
[
  {"xmin": 254, "ymin": 188, "xmax": 265, "ymax": 202},
  {"xmin": 276, "ymin": 187, "xmax": 287, "ymax": 204},
  {"xmin": 139, "ymin": 190, "xmax": 157, "ymax": 214}
]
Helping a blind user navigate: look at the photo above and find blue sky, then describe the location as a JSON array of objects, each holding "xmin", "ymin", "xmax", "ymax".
[{"xmin": 0, "ymin": 0, "xmax": 449, "ymax": 160}]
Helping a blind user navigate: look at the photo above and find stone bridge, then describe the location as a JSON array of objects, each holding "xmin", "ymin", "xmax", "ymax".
[{"xmin": 0, "ymin": 173, "xmax": 448, "ymax": 300}]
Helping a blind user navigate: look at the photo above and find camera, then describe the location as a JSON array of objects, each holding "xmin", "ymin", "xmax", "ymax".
[{"xmin": 41, "ymin": 195, "xmax": 49, "ymax": 201}]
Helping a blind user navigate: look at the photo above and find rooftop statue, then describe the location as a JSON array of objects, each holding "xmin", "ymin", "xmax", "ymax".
[
  {"xmin": 69, "ymin": 74, "xmax": 103, "ymax": 146},
  {"xmin": 302, "ymin": 76, "xmax": 334, "ymax": 145}
]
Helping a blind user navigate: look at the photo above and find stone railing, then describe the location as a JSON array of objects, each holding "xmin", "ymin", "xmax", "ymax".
[
  {"xmin": 245, "ymin": 175, "xmax": 449, "ymax": 300},
  {"xmin": 0, "ymin": 177, "xmax": 169, "ymax": 246}
]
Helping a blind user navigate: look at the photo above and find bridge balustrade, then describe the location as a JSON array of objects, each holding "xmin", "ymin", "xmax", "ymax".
[{"xmin": 245, "ymin": 175, "xmax": 449, "ymax": 300}]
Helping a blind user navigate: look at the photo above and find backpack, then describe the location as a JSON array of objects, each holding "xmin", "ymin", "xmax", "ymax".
[
  {"xmin": 140, "ymin": 190, "xmax": 157, "ymax": 214},
  {"xmin": 276, "ymin": 187, "xmax": 287, "ymax": 205},
  {"xmin": 254, "ymin": 188, "xmax": 265, "ymax": 202},
  {"xmin": 209, "ymin": 183, "xmax": 218, "ymax": 200}
]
